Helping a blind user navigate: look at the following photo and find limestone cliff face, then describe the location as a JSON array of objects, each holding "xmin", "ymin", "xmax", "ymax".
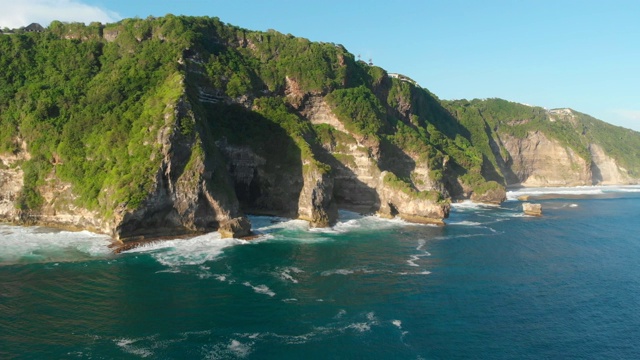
[
  {"xmin": 497, "ymin": 130, "xmax": 635, "ymax": 186},
  {"xmin": 303, "ymin": 95, "xmax": 450, "ymax": 224},
  {"xmin": 112, "ymin": 99, "xmax": 250, "ymax": 241},
  {"xmin": 589, "ymin": 144, "xmax": 632, "ymax": 185},
  {"xmin": 0, "ymin": 98, "xmax": 251, "ymax": 242},
  {"xmin": 499, "ymin": 131, "xmax": 592, "ymax": 186},
  {"xmin": 0, "ymin": 153, "xmax": 25, "ymax": 223},
  {"xmin": 5, "ymin": 16, "xmax": 640, "ymax": 241}
]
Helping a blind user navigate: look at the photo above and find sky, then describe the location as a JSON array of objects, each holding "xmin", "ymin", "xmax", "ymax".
[{"xmin": 1, "ymin": 0, "xmax": 639, "ymax": 131}]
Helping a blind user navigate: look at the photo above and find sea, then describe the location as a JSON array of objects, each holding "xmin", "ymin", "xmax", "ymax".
[{"xmin": 2, "ymin": 185, "xmax": 640, "ymax": 359}]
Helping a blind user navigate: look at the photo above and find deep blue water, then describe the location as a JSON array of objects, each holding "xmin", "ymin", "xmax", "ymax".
[{"xmin": 2, "ymin": 186, "xmax": 640, "ymax": 359}]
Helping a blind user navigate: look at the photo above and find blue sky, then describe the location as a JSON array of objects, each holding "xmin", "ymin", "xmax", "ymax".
[{"xmin": 2, "ymin": 0, "xmax": 639, "ymax": 131}]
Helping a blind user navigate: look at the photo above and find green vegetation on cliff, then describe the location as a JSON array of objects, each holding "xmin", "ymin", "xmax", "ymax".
[{"xmin": 2, "ymin": 14, "xmax": 639, "ymax": 225}]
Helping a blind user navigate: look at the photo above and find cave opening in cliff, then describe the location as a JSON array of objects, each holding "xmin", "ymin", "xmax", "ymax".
[{"xmin": 388, "ymin": 203, "xmax": 399, "ymax": 217}]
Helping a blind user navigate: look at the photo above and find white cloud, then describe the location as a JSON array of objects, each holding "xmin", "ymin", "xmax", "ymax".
[
  {"xmin": 615, "ymin": 109, "xmax": 640, "ymax": 121},
  {"xmin": 0, "ymin": 0, "xmax": 121, "ymax": 29},
  {"xmin": 611, "ymin": 109, "xmax": 640, "ymax": 132}
]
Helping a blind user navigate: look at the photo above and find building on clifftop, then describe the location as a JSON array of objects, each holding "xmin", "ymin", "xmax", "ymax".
[{"xmin": 24, "ymin": 23, "xmax": 45, "ymax": 32}]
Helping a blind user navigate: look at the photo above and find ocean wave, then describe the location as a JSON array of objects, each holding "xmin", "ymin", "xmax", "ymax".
[
  {"xmin": 448, "ymin": 220, "xmax": 483, "ymax": 226},
  {"xmin": 203, "ymin": 339, "xmax": 253, "ymax": 359},
  {"xmin": 0, "ymin": 224, "xmax": 111, "ymax": 265},
  {"xmin": 320, "ymin": 267, "xmax": 378, "ymax": 276},
  {"xmin": 274, "ymin": 266, "xmax": 303, "ymax": 283},
  {"xmin": 123, "ymin": 233, "xmax": 248, "ymax": 267},
  {"xmin": 399, "ymin": 270, "xmax": 432, "ymax": 275},
  {"xmin": 506, "ymin": 185, "xmax": 640, "ymax": 200},
  {"xmin": 407, "ymin": 254, "xmax": 428, "ymax": 267},
  {"xmin": 242, "ymin": 282, "xmax": 276, "ymax": 297},
  {"xmin": 406, "ymin": 239, "xmax": 431, "ymax": 267},
  {"xmin": 250, "ymin": 217, "xmax": 310, "ymax": 233},
  {"xmin": 321, "ymin": 268, "xmax": 355, "ymax": 276},
  {"xmin": 451, "ymin": 200, "xmax": 500, "ymax": 211},
  {"xmin": 248, "ymin": 210, "xmax": 434, "ymax": 244},
  {"xmin": 115, "ymin": 337, "xmax": 154, "ymax": 358}
]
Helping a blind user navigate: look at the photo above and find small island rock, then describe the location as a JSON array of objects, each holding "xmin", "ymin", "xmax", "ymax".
[{"xmin": 522, "ymin": 202, "xmax": 542, "ymax": 216}]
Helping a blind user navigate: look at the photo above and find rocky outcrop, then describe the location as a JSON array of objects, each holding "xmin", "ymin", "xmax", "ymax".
[
  {"xmin": 297, "ymin": 165, "xmax": 338, "ymax": 227},
  {"xmin": 499, "ymin": 131, "xmax": 591, "ymax": 186},
  {"xmin": 0, "ymin": 99, "xmax": 251, "ymax": 242},
  {"xmin": 377, "ymin": 172, "xmax": 449, "ymax": 224},
  {"xmin": 112, "ymin": 99, "xmax": 250, "ymax": 241},
  {"xmin": 522, "ymin": 202, "xmax": 542, "ymax": 216},
  {"xmin": 589, "ymin": 144, "xmax": 632, "ymax": 185},
  {"xmin": 470, "ymin": 187, "xmax": 507, "ymax": 205},
  {"xmin": 0, "ymin": 154, "xmax": 25, "ymax": 222},
  {"xmin": 497, "ymin": 130, "xmax": 636, "ymax": 187}
]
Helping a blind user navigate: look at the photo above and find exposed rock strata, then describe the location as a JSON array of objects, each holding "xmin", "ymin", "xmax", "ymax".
[
  {"xmin": 589, "ymin": 144, "xmax": 631, "ymax": 185},
  {"xmin": 522, "ymin": 202, "xmax": 542, "ymax": 216},
  {"xmin": 499, "ymin": 131, "xmax": 591, "ymax": 186}
]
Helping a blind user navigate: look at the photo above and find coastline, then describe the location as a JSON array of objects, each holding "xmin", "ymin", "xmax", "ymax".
[{"xmin": 505, "ymin": 184, "xmax": 640, "ymax": 201}]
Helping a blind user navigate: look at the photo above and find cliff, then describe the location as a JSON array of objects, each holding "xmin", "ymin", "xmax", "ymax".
[
  {"xmin": 444, "ymin": 100, "xmax": 640, "ymax": 187},
  {"xmin": 0, "ymin": 16, "xmax": 638, "ymax": 241}
]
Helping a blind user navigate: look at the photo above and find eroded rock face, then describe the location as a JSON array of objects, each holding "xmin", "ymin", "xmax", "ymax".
[
  {"xmin": 522, "ymin": 202, "xmax": 542, "ymax": 216},
  {"xmin": 297, "ymin": 166, "xmax": 338, "ymax": 227},
  {"xmin": 0, "ymin": 157, "xmax": 24, "ymax": 222},
  {"xmin": 470, "ymin": 187, "xmax": 507, "ymax": 205},
  {"xmin": 589, "ymin": 144, "xmax": 631, "ymax": 185},
  {"xmin": 112, "ymin": 99, "xmax": 250, "ymax": 241},
  {"xmin": 499, "ymin": 131, "xmax": 591, "ymax": 186}
]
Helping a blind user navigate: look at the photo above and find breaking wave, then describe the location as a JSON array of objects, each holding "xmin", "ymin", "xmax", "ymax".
[
  {"xmin": 123, "ymin": 233, "xmax": 248, "ymax": 267},
  {"xmin": 0, "ymin": 224, "xmax": 111, "ymax": 265},
  {"xmin": 506, "ymin": 185, "xmax": 640, "ymax": 200}
]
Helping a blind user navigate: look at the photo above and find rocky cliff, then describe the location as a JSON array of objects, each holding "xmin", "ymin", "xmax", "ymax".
[
  {"xmin": 0, "ymin": 16, "xmax": 639, "ymax": 241},
  {"xmin": 445, "ymin": 100, "xmax": 640, "ymax": 188}
]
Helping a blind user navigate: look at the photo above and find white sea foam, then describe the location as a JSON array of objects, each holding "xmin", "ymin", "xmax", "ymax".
[
  {"xmin": 124, "ymin": 233, "xmax": 248, "ymax": 267},
  {"xmin": 242, "ymin": 282, "xmax": 275, "ymax": 297},
  {"xmin": 448, "ymin": 220, "xmax": 483, "ymax": 226},
  {"xmin": 204, "ymin": 339, "xmax": 253, "ymax": 359},
  {"xmin": 366, "ymin": 312, "xmax": 377, "ymax": 321},
  {"xmin": 332, "ymin": 213, "xmax": 419, "ymax": 233},
  {"xmin": 451, "ymin": 200, "xmax": 499, "ymax": 211},
  {"xmin": 275, "ymin": 267, "xmax": 304, "ymax": 283},
  {"xmin": 407, "ymin": 255, "xmax": 422, "ymax": 267},
  {"xmin": 228, "ymin": 340, "xmax": 252, "ymax": 358},
  {"xmin": 347, "ymin": 322, "xmax": 371, "ymax": 332},
  {"xmin": 392, "ymin": 320, "xmax": 402, "ymax": 328},
  {"xmin": 232, "ymin": 311, "xmax": 383, "ymax": 347},
  {"xmin": 0, "ymin": 224, "xmax": 111, "ymax": 265},
  {"xmin": 250, "ymin": 217, "xmax": 310, "ymax": 233},
  {"xmin": 399, "ymin": 270, "xmax": 432, "ymax": 275},
  {"xmin": 115, "ymin": 338, "xmax": 153, "ymax": 358},
  {"xmin": 321, "ymin": 268, "xmax": 354, "ymax": 276},
  {"xmin": 506, "ymin": 185, "xmax": 640, "ymax": 201},
  {"xmin": 406, "ymin": 239, "xmax": 431, "ymax": 267}
]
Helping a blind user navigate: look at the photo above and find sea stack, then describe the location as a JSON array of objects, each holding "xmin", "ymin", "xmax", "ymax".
[{"xmin": 522, "ymin": 202, "xmax": 542, "ymax": 216}]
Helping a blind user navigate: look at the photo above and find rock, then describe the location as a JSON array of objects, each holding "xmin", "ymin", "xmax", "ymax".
[
  {"xmin": 297, "ymin": 165, "xmax": 338, "ymax": 227},
  {"xmin": 499, "ymin": 131, "xmax": 592, "ymax": 186},
  {"xmin": 522, "ymin": 202, "xmax": 542, "ymax": 216},
  {"xmin": 517, "ymin": 195, "xmax": 530, "ymax": 201},
  {"xmin": 470, "ymin": 187, "xmax": 506, "ymax": 205},
  {"xmin": 218, "ymin": 216, "xmax": 252, "ymax": 238}
]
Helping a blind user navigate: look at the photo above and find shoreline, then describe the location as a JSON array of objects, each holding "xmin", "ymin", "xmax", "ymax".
[{"xmin": 3, "ymin": 184, "xmax": 639, "ymax": 253}]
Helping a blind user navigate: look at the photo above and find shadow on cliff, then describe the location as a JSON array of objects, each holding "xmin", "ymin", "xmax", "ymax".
[
  {"xmin": 312, "ymin": 143, "xmax": 382, "ymax": 215},
  {"xmin": 200, "ymin": 103, "xmax": 304, "ymax": 218},
  {"xmin": 378, "ymin": 138, "xmax": 416, "ymax": 180}
]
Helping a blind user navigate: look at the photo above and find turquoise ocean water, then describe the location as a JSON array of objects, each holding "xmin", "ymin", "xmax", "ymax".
[{"xmin": 2, "ymin": 186, "xmax": 640, "ymax": 359}]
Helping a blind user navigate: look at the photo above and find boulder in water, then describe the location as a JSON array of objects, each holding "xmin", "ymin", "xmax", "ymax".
[{"xmin": 522, "ymin": 202, "xmax": 542, "ymax": 216}]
